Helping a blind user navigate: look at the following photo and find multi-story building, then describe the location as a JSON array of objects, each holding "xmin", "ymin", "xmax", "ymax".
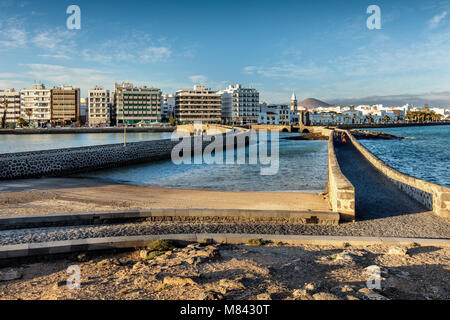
[
  {"xmin": 175, "ymin": 85, "xmax": 221, "ymax": 124},
  {"xmin": 0, "ymin": 89, "xmax": 21, "ymax": 127},
  {"xmin": 115, "ymin": 82, "xmax": 161, "ymax": 126},
  {"xmin": 51, "ymin": 86, "xmax": 80, "ymax": 125},
  {"xmin": 161, "ymin": 93, "xmax": 175, "ymax": 122},
  {"xmin": 20, "ymin": 84, "xmax": 51, "ymax": 127},
  {"xmin": 88, "ymin": 86, "xmax": 111, "ymax": 126},
  {"xmin": 79, "ymin": 97, "xmax": 88, "ymax": 125},
  {"xmin": 217, "ymin": 90, "xmax": 232, "ymax": 124},
  {"xmin": 221, "ymin": 84, "xmax": 259, "ymax": 125},
  {"xmin": 258, "ymin": 104, "xmax": 297, "ymax": 125}
]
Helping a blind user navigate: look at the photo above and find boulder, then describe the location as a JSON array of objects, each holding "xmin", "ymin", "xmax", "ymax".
[
  {"xmin": 312, "ymin": 292, "xmax": 342, "ymax": 300},
  {"xmin": 163, "ymin": 276, "xmax": 197, "ymax": 286},
  {"xmin": 198, "ymin": 291, "xmax": 224, "ymax": 300},
  {"xmin": 387, "ymin": 246, "xmax": 408, "ymax": 256},
  {"xmin": 0, "ymin": 268, "xmax": 22, "ymax": 281}
]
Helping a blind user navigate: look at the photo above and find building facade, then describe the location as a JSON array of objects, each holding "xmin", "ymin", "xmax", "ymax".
[
  {"xmin": 51, "ymin": 86, "xmax": 80, "ymax": 125},
  {"xmin": 115, "ymin": 82, "xmax": 162, "ymax": 126},
  {"xmin": 161, "ymin": 93, "xmax": 175, "ymax": 122},
  {"xmin": 0, "ymin": 89, "xmax": 21, "ymax": 127},
  {"xmin": 221, "ymin": 84, "xmax": 259, "ymax": 125},
  {"xmin": 175, "ymin": 85, "xmax": 221, "ymax": 124},
  {"xmin": 20, "ymin": 84, "xmax": 51, "ymax": 127},
  {"xmin": 258, "ymin": 104, "xmax": 297, "ymax": 125},
  {"xmin": 88, "ymin": 86, "xmax": 111, "ymax": 126}
]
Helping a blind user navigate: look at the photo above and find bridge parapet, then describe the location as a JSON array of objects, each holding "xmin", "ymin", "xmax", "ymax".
[
  {"xmin": 327, "ymin": 132, "xmax": 356, "ymax": 222},
  {"xmin": 340, "ymin": 129, "xmax": 450, "ymax": 218}
]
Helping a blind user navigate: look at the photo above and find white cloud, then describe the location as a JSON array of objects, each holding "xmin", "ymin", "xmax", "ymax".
[
  {"xmin": 138, "ymin": 46, "xmax": 171, "ymax": 63},
  {"xmin": 189, "ymin": 75, "xmax": 207, "ymax": 84},
  {"xmin": 81, "ymin": 34, "xmax": 172, "ymax": 65},
  {"xmin": 31, "ymin": 28, "xmax": 76, "ymax": 56},
  {"xmin": 24, "ymin": 64, "xmax": 115, "ymax": 94},
  {"xmin": 38, "ymin": 54, "xmax": 71, "ymax": 60},
  {"xmin": 0, "ymin": 18, "xmax": 27, "ymax": 48},
  {"xmin": 242, "ymin": 63, "xmax": 328, "ymax": 79},
  {"xmin": 429, "ymin": 11, "xmax": 447, "ymax": 29}
]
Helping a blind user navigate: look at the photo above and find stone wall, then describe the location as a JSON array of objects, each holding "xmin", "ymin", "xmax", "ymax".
[
  {"xmin": 0, "ymin": 127, "xmax": 175, "ymax": 135},
  {"xmin": 342, "ymin": 129, "xmax": 450, "ymax": 218},
  {"xmin": 0, "ymin": 131, "xmax": 250, "ymax": 180},
  {"xmin": 250, "ymin": 124, "xmax": 292, "ymax": 132},
  {"xmin": 326, "ymin": 133, "xmax": 356, "ymax": 222}
]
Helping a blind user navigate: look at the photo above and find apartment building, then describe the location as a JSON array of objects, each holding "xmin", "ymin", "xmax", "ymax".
[
  {"xmin": 115, "ymin": 82, "xmax": 161, "ymax": 126},
  {"xmin": 161, "ymin": 93, "xmax": 175, "ymax": 122},
  {"xmin": 175, "ymin": 85, "xmax": 221, "ymax": 124},
  {"xmin": 88, "ymin": 86, "xmax": 111, "ymax": 126},
  {"xmin": 0, "ymin": 89, "xmax": 21, "ymax": 127},
  {"xmin": 20, "ymin": 84, "xmax": 51, "ymax": 127},
  {"xmin": 221, "ymin": 84, "xmax": 259, "ymax": 125},
  {"xmin": 51, "ymin": 86, "xmax": 80, "ymax": 125}
]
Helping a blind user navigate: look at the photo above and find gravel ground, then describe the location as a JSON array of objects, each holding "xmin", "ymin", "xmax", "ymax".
[
  {"xmin": 0, "ymin": 210, "xmax": 449, "ymax": 246},
  {"xmin": 1, "ymin": 243, "xmax": 449, "ymax": 300}
]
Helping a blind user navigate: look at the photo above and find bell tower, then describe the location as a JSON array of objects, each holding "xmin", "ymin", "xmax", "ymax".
[{"xmin": 290, "ymin": 92, "xmax": 297, "ymax": 113}]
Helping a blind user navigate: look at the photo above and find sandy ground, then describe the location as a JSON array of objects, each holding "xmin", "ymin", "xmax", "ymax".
[
  {"xmin": 0, "ymin": 242, "xmax": 448, "ymax": 300},
  {"xmin": 0, "ymin": 178, "xmax": 331, "ymax": 216}
]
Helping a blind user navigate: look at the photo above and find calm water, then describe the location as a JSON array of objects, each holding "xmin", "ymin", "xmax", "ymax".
[
  {"xmin": 361, "ymin": 126, "xmax": 450, "ymax": 187},
  {"xmin": 82, "ymin": 133, "xmax": 329, "ymax": 192},
  {"xmin": 0, "ymin": 132, "xmax": 172, "ymax": 154}
]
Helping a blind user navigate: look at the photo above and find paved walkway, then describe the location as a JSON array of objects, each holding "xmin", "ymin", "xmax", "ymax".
[{"xmin": 335, "ymin": 141, "xmax": 427, "ymax": 220}]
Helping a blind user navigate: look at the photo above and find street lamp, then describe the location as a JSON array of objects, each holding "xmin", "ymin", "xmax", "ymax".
[{"xmin": 122, "ymin": 108, "xmax": 126, "ymax": 147}]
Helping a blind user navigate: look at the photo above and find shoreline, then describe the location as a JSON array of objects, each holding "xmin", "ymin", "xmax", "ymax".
[
  {"xmin": 0, "ymin": 177, "xmax": 331, "ymax": 217},
  {"xmin": 0, "ymin": 127, "xmax": 175, "ymax": 135}
]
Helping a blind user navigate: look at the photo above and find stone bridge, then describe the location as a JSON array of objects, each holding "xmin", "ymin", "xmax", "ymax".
[{"xmin": 330, "ymin": 129, "xmax": 450, "ymax": 220}]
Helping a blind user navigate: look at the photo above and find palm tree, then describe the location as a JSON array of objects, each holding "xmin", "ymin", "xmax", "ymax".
[
  {"xmin": 24, "ymin": 108, "xmax": 33, "ymax": 127},
  {"xmin": 0, "ymin": 98, "xmax": 8, "ymax": 129}
]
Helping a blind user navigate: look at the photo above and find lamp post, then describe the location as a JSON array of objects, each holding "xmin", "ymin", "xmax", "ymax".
[{"xmin": 123, "ymin": 109, "xmax": 126, "ymax": 147}]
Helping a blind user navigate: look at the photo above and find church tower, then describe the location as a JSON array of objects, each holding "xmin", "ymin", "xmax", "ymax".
[{"xmin": 290, "ymin": 92, "xmax": 297, "ymax": 113}]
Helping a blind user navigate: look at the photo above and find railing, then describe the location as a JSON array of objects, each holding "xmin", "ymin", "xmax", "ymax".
[{"xmin": 340, "ymin": 129, "xmax": 450, "ymax": 218}]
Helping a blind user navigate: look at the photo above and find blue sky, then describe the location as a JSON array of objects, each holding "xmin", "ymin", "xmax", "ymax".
[{"xmin": 0, "ymin": 0, "xmax": 450, "ymax": 106}]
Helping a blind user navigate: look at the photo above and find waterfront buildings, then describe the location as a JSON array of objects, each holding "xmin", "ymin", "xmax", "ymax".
[
  {"xmin": 0, "ymin": 89, "xmax": 21, "ymax": 126},
  {"xmin": 175, "ymin": 85, "xmax": 222, "ymax": 124},
  {"xmin": 80, "ymin": 98, "xmax": 88, "ymax": 125},
  {"xmin": 51, "ymin": 86, "xmax": 80, "ymax": 125},
  {"xmin": 258, "ymin": 104, "xmax": 293, "ymax": 125},
  {"xmin": 218, "ymin": 90, "xmax": 233, "ymax": 124},
  {"xmin": 220, "ymin": 84, "xmax": 260, "ymax": 125},
  {"xmin": 258, "ymin": 93, "xmax": 299, "ymax": 125},
  {"xmin": 115, "ymin": 82, "xmax": 162, "ymax": 126},
  {"xmin": 161, "ymin": 94, "xmax": 175, "ymax": 122},
  {"xmin": 88, "ymin": 86, "xmax": 111, "ymax": 126},
  {"xmin": 20, "ymin": 84, "xmax": 51, "ymax": 127}
]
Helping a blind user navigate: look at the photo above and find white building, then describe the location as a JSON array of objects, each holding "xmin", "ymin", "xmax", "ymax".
[
  {"xmin": 309, "ymin": 105, "xmax": 406, "ymax": 125},
  {"xmin": 258, "ymin": 104, "xmax": 297, "ymax": 125},
  {"xmin": 221, "ymin": 84, "xmax": 259, "ymax": 125},
  {"xmin": 88, "ymin": 86, "xmax": 111, "ymax": 126},
  {"xmin": 0, "ymin": 88, "xmax": 21, "ymax": 126},
  {"xmin": 217, "ymin": 90, "xmax": 232, "ymax": 123},
  {"xmin": 20, "ymin": 84, "xmax": 51, "ymax": 127},
  {"xmin": 161, "ymin": 93, "xmax": 175, "ymax": 122}
]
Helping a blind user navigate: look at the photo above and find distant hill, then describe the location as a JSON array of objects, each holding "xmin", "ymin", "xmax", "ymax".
[{"xmin": 299, "ymin": 98, "xmax": 332, "ymax": 109}]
